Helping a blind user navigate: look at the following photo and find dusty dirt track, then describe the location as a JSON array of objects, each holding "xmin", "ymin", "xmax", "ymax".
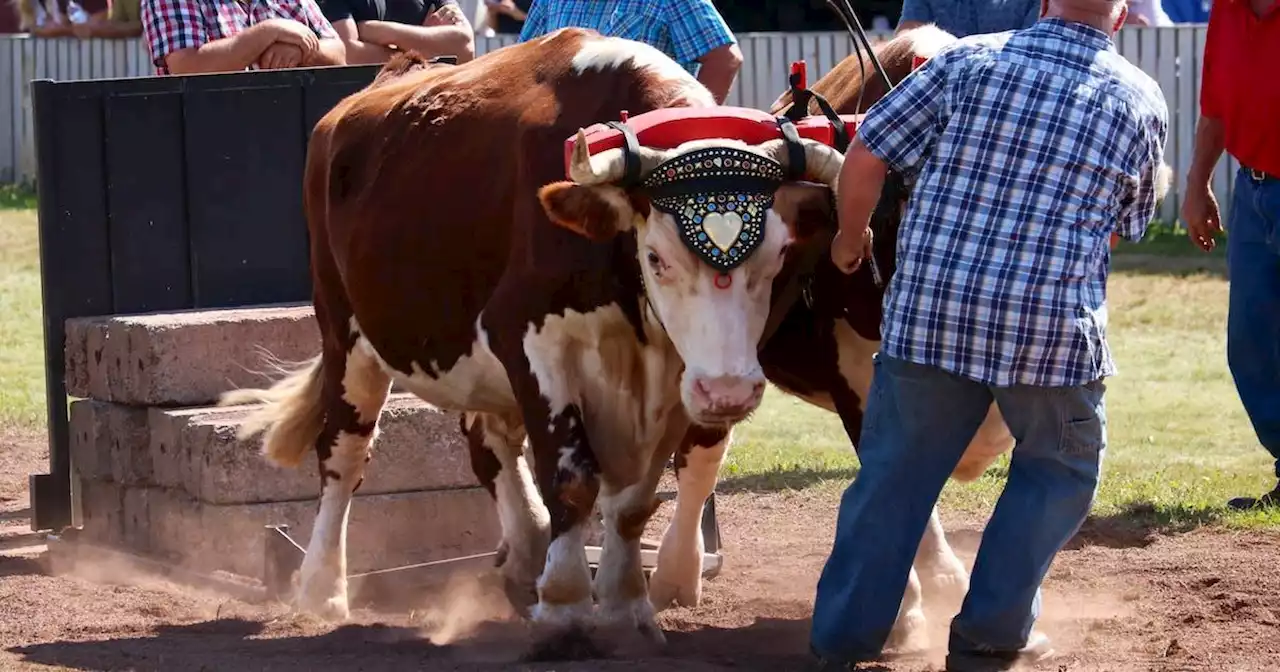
[{"xmin": 2, "ymin": 432, "xmax": 1279, "ymax": 672}]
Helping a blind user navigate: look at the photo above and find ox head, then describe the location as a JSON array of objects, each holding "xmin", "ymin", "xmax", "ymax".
[{"xmin": 538, "ymin": 131, "xmax": 843, "ymax": 427}]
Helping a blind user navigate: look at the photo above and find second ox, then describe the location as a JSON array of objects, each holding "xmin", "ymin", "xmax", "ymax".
[{"xmin": 220, "ymin": 27, "xmax": 847, "ymax": 644}]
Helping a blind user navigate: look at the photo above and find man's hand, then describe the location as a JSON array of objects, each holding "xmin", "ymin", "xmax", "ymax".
[
  {"xmin": 1182, "ymin": 182, "xmax": 1223, "ymax": 252},
  {"xmin": 426, "ymin": 3, "xmax": 467, "ymax": 26},
  {"xmin": 831, "ymin": 228, "xmax": 874, "ymax": 274},
  {"xmin": 71, "ymin": 20, "xmax": 96, "ymax": 39},
  {"xmin": 258, "ymin": 43, "xmax": 303, "ymax": 70},
  {"xmin": 258, "ymin": 18, "xmax": 320, "ymax": 55}
]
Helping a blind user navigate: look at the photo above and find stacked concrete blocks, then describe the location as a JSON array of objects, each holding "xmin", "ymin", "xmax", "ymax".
[{"xmin": 65, "ymin": 304, "xmax": 501, "ymax": 581}]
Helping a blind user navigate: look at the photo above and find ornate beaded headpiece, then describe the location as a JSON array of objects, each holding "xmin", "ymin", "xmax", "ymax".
[{"xmin": 641, "ymin": 146, "xmax": 786, "ymax": 273}]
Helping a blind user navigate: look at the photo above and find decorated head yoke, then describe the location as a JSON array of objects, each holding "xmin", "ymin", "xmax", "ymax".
[
  {"xmin": 564, "ymin": 104, "xmax": 856, "ymax": 275},
  {"xmin": 642, "ymin": 147, "xmax": 786, "ymax": 272}
]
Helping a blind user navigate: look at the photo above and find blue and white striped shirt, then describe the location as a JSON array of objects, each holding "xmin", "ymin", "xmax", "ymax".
[
  {"xmin": 858, "ymin": 18, "xmax": 1169, "ymax": 388},
  {"xmin": 517, "ymin": 0, "xmax": 736, "ymax": 74}
]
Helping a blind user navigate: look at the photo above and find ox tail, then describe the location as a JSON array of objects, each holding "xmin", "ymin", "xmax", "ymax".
[{"xmin": 218, "ymin": 353, "xmax": 326, "ymax": 469}]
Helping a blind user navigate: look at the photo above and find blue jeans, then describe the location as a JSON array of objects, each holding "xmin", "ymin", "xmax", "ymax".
[
  {"xmin": 810, "ymin": 355, "xmax": 1106, "ymax": 664},
  {"xmin": 1226, "ymin": 168, "xmax": 1280, "ymax": 479}
]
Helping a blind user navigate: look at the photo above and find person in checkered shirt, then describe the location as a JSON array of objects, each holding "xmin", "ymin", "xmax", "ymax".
[
  {"xmin": 812, "ymin": 0, "xmax": 1169, "ymax": 669},
  {"xmin": 141, "ymin": 0, "xmax": 346, "ymax": 75},
  {"xmin": 516, "ymin": 0, "xmax": 742, "ymax": 104}
]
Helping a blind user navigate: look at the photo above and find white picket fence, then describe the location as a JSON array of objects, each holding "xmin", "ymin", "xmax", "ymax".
[{"xmin": 0, "ymin": 27, "xmax": 1240, "ymax": 223}]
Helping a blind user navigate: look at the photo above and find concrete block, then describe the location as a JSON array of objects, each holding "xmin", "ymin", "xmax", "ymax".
[
  {"xmin": 78, "ymin": 479, "xmax": 124, "ymax": 546},
  {"xmin": 149, "ymin": 394, "xmax": 476, "ymax": 505},
  {"xmin": 69, "ymin": 399, "xmax": 151, "ymax": 485},
  {"xmin": 139, "ymin": 485, "xmax": 501, "ymax": 579},
  {"xmin": 63, "ymin": 303, "xmax": 321, "ymax": 406}
]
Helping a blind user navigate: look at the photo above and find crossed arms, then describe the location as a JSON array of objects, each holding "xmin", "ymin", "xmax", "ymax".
[
  {"xmin": 163, "ymin": 18, "xmax": 346, "ymax": 74},
  {"xmin": 331, "ymin": 3, "xmax": 476, "ymax": 65}
]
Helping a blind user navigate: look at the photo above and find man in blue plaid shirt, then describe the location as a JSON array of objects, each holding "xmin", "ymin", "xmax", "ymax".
[
  {"xmin": 517, "ymin": 0, "xmax": 742, "ymax": 103},
  {"xmin": 813, "ymin": 0, "xmax": 1168, "ymax": 669}
]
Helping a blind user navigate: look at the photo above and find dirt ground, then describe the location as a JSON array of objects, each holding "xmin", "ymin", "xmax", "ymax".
[{"xmin": 2, "ymin": 430, "xmax": 1279, "ymax": 672}]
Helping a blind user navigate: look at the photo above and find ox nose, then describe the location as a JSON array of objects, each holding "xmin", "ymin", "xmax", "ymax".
[{"xmin": 691, "ymin": 374, "xmax": 767, "ymax": 420}]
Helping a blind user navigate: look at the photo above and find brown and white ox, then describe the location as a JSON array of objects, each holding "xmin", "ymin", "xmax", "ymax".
[
  {"xmin": 653, "ymin": 24, "xmax": 1175, "ymax": 653},
  {"xmin": 219, "ymin": 27, "xmax": 846, "ymax": 643}
]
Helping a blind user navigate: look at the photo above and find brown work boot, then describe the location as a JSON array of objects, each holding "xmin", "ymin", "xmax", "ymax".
[{"xmin": 1227, "ymin": 481, "xmax": 1280, "ymax": 511}]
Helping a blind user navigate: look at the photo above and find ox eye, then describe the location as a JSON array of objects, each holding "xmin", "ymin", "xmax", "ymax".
[{"xmin": 646, "ymin": 250, "xmax": 664, "ymax": 273}]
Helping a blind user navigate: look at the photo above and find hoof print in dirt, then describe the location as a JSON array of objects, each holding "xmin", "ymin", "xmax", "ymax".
[{"xmin": 523, "ymin": 625, "xmax": 609, "ymax": 662}]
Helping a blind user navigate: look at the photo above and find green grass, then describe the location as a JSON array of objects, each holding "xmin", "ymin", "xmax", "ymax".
[
  {"xmin": 0, "ymin": 204, "xmax": 44, "ymax": 432},
  {"xmin": 0, "ymin": 200, "xmax": 1275, "ymax": 531}
]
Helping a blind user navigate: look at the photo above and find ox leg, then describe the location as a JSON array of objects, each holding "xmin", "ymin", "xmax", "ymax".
[
  {"xmin": 297, "ymin": 340, "xmax": 392, "ymax": 620},
  {"xmin": 650, "ymin": 425, "xmax": 729, "ymax": 611},
  {"xmin": 529, "ymin": 404, "xmax": 600, "ymax": 637},
  {"xmin": 464, "ymin": 411, "xmax": 550, "ymax": 614},
  {"xmin": 915, "ymin": 505, "xmax": 971, "ymax": 606}
]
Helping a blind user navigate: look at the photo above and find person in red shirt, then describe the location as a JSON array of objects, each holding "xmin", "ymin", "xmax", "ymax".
[{"xmin": 1182, "ymin": 0, "xmax": 1280, "ymax": 511}]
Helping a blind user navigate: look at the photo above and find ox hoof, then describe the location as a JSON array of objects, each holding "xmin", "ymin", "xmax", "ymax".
[
  {"xmin": 599, "ymin": 598, "xmax": 667, "ymax": 648},
  {"xmin": 649, "ymin": 546, "xmax": 703, "ymax": 611},
  {"xmin": 294, "ymin": 587, "xmax": 351, "ymax": 622},
  {"xmin": 884, "ymin": 608, "xmax": 930, "ymax": 657},
  {"xmin": 526, "ymin": 600, "xmax": 602, "ymax": 661},
  {"xmin": 648, "ymin": 572, "xmax": 701, "ymax": 612},
  {"xmin": 924, "ymin": 568, "xmax": 971, "ymax": 606}
]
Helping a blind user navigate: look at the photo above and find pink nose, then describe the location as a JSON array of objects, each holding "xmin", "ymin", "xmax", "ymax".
[{"xmin": 691, "ymin": 375, "xmax": 766, "ymax": 418}]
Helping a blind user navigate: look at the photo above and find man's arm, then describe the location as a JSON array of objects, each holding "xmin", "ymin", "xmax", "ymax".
[
  {"xmin": 162, "ymin": 21, "xmax": 287, "ymax": 74},
  {"xmin": 895, "ymin": 0, "xmax": 933, "ymax": 34},
  {"xmin": 1116, "ymin": 112, "xmax": 1169, "ymax": 243},
  {"xmin": 291, "ymin": 0, "xmax": 346, "ymax": 66},
  {"xmin": 331, "ymin": 17, "xmax": 395, "ymax": 64},
  {"xmin": 358, "ymin": 20, "xmax": 474, "ymax": 61},
  {"xmin": 1180, "ymin": 1, "xmax": 1227, "ymax": 251},
  {"xmin": 696, "ymin": 43, "xmax": 743, "ymax": 105},
  {"xmin": 358, "ymin": 3, "xmax": 475, "ymax": 62},
  {"xmin": 830, "ymin": 49, "xmax": 955, "ymax": 272},
  {"xmin": 668, "ymin": 0, "xmax": 741, "ymax": 104}
]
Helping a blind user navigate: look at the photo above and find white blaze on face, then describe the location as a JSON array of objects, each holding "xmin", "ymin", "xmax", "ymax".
[{"xmin": 637, "ymin": 206, "xmax": 790, "ymax": 427}]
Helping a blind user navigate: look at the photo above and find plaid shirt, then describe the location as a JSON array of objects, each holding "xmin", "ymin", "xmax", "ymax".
[
  {"xmin": 518, "ymin": 0, "xmax": 736, "ymax": 73},
  {"xmin": 859, "ymin": 18, "xmax": 1168, "ymax": 388},
  {"xmin": 141, "ymin": 0, "xmax": 338, "ymax": 75}
]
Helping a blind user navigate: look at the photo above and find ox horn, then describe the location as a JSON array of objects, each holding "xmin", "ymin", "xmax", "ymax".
[
  {"xmin": 569, "ymin": 128, "xmax": 672, "ymax": 186},
  {"xmin": 758, "ymin": 138, "xmax": 845, "ymax": 194}
]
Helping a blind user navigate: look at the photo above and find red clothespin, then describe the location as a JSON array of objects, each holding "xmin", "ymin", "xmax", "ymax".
[
  {"xmin": 911, "ymin": 55, "xmax": 928, "ymax": 71},
  {"xmin": 619, "ymin": 110, "xmax": 629, "ymax": 123}
]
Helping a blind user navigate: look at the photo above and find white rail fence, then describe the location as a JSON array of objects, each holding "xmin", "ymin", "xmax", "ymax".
[{"xmin": 0, "ymin": 27, "xmax": 1238, "ymax": 224}]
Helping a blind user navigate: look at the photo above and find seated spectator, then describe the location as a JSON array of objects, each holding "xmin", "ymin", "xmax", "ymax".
[
  {"xmin": 25, "ymin": 0, "xmax": 107, "ymax": 36},
  {"xmin": 319, "ymin": 0, "xmax": 475, "ymax": 65},
  {"xmin": 72, "ymin": 0, "xmax": 142, "ymax": 38},
  {"xmin": 484, "ymin": 0, "xmax": 529, "ymax": 35},
  {"xmin": 141, "ymin": 0, "xmax": 346, "ymax": 75},
  {"xmin": 518, "ymin": 0, "xmax": 743, "ymax": 105}
]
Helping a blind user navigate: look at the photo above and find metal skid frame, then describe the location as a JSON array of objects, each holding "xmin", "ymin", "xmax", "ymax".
[{"xmin": 262, "ymin": 490, "xmax": 723, "ymax": 602}]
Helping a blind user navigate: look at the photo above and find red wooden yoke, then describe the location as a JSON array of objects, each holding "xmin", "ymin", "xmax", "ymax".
[{"xmin": 564, "ymin": 106, "xmax": 864, "ymax": 181}]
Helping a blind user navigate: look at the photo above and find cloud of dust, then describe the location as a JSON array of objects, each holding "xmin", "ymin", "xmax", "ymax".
[{"xmin": 410, "ymin": 568, "xmax": 521, "ymax": 647}]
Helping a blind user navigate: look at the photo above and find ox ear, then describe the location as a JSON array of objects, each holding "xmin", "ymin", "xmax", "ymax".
[{"xmin": 538, "ymin": 181, "xmax": 639, "ymax": 242}]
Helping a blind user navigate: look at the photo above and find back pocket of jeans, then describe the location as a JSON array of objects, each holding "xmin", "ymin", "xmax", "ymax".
[{"xmin": 1059, "ymin": 416, "xmax": 1104, "ymax": 457}]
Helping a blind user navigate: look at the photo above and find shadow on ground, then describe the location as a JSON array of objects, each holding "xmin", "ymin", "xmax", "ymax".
[
  {"xmin": 7, "ymin": 614, "xmax": 827, "ymax": 672},
  {"xmin": 716, "ymin": 466, "xmax": 858, "ymax": 493}
]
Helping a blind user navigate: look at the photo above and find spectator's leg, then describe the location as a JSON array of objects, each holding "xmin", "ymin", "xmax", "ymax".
[
  {"xmin": 946, "ymin": 379, "xmax": 1107, "ymax": 670},
  {"xmin": 1225, "ymin": 170, "xmax": 1280, "ymax": 509},
  {"xmin": 810, "ymin": 355, "xmax": 993, "ymax": 664}
]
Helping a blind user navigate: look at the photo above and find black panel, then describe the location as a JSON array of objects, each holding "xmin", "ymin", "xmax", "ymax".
[
  {"xmin": 104, "ymin": 92, "xmax": 192, "ymax": 313},
  {"xmin": 28, "ymin": 64, "xmax": 383, "ymax": 532},
  {"xmin": 183, "ymin": 86, "xmax": 311, "ymax": 308}
]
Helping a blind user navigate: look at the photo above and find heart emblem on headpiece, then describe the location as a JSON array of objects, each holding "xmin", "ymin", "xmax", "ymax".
[
  {"xmin": 702, "ymin": 212, "xmax": 744, "ymax": 252},
  {"xmin": 641, "ymin": 146, "xmax": 787, "ymax": 272}
]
